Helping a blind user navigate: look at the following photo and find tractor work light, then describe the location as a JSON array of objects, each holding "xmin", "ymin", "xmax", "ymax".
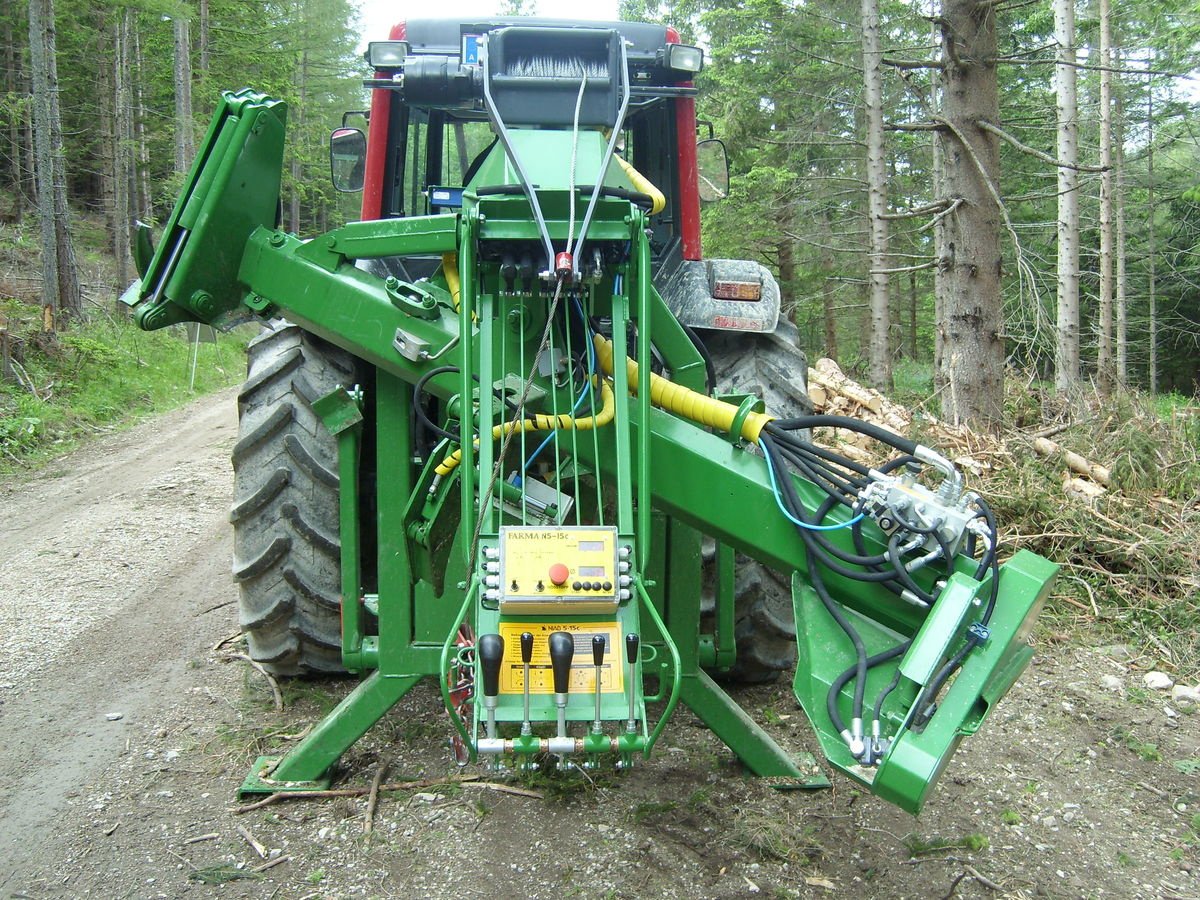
[
  {"xmin": 662, "ymin": 44, "xmax": 704, "ymax": 74},
  {"xmin": 366, "ymin": 41, "xmax": 411, "ymax": 69}
]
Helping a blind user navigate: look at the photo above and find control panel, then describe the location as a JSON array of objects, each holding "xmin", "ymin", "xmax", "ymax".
[{"xmin": 491, "ymin": 526, "xmax": 627, "ymax": 614}]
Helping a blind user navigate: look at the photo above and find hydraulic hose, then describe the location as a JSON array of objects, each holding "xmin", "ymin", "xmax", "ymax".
[
  {"xmin": 593, "ymin": 335, "xmax": 775, "ymax": 441},
  {"xmin": 612, "ymin": 154, "xmax": 666, "ymax": 214},
  {"xmin": 434, "ymin": 378, "xmax": 616, "ymax": 477}
]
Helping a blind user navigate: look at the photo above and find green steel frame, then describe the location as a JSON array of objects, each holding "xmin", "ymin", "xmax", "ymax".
[{"xmin": 129, "ymin": 90, "xmax": 1056, "ymax": 813}]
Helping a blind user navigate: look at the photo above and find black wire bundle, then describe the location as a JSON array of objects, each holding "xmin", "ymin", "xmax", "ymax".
[{"xmin": 759, "ymin": 416, "xmax": 998, "ymax": 752}]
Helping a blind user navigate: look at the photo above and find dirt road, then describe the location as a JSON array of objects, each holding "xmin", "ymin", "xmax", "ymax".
[{"xmin": 0, "ymin": 390, "xmax": 1196, "ymax": 899}]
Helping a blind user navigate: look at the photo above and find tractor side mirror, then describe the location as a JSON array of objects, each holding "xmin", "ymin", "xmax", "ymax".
[
  {"xmin": 696, "ymin": 139, "xmax": 729, "ymax": 203},
  {"xmin": 330, "ymin": 127, "xmax": 366, "ymax": 193}
]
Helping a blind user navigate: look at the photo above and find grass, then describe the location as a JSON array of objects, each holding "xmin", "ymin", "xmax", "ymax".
[
  {"xmin": 0, "ymin": 196, "xmax": 250, "ymax": 473},
  {"xmin": 0, "ymin": 302, "xmax": 249, "ymax": 470}
]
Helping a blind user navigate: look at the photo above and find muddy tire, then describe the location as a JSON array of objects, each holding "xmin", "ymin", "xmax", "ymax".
[
  {"xmin": 230, "ymin": 323, "xmax": 355, "ymax": 676},
  {"xmin": 701, "ymin": 319, "xmax": 812, "ymax": 683}
]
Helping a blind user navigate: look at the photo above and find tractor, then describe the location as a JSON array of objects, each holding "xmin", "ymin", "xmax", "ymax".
[{"xmin": 124, "ymin": 16, "xmax": 1057, "ymax": 814}]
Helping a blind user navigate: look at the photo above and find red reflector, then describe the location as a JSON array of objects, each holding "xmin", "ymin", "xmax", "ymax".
[{"xmin": 712, "ymin": 280, "xmax": 761, "ymax": 301}]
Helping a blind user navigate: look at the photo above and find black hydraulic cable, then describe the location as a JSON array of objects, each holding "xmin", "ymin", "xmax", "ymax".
[
  {"xmin": 771, "ymin": 437, "xmax": 869, "ymax": 492},
  {"xmin": 885, "ymin": 533, "xmax": 937, "ymax": 605},
  {"xmin": 825, "ymin": 640, "xmax": 911, "ymax": 737},
  {"xmin": 680, "ymin": 322, "xmax": 717, "ymax": 395},
  {"xmin": 770, "ymin": 415, "xmax": 918, "ymax": 455},
  {"xmin": 765, "ymin": 423, "xmax": 874, "ymax": 478},
  {"xmin": 872, "ymin": 666, "xmax": 905, "ymax": 729},
  {"xmin": 773, "ymin": 442, "xmax": 862, "ymax": 503}
]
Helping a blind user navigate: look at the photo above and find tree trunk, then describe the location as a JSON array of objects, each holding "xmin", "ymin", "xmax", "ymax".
[
  {"xmin": 1053, "ymin": 0, "xmax": 1080, "ymax": 393},
  {"xmin": 934, "ymin": 0, "xmax": 1004, "ymax": 428},
  {"xmin": 1146, "ymin": 89, "xmax": 1157, "ymax": 395},
  {"xmin": 133, "ymin": 21, "xmax": 152, "ymax": 220},
  {"xmin": 1114, "ymin": 58, "xmax": 1127, "ymax": 387},
  {"xmin": 173, "ymin": 8, "xmax": 194, "ymax": 177},
  {"xmin": 820, "ymin": 209, "xmax": 839, "ymax": 362},
  {"xmin": 113, "ymin": 10, "xmax": 133, "ymax": 286},
  {"xmin": 1096, "ymin": 0, "xmax": 1115, "ymax": 394},
  {"xmin": 862, "ymin": 0, "xmax": 890, "ymax": 389},
  {"xmin": 2, "ymin": 11, "xmax": 24, "ymax": 216},
  {"xmin": 908, "ymin": 269, "xmax": 918, "ymax": 359},
  {"xmin": 28, "ymin": 0, "xmax": 81, "ymax": 326},
  {"xmin": 198, "ymin": 0, "xmax": 209, "ymax": 73},
  {"xmin": 97, "ymin": 8, "xmax": 116, "ymax": 276},
  {"xmin": 929, "ymin": 17, "xmax": 945, "ymax": 387}
]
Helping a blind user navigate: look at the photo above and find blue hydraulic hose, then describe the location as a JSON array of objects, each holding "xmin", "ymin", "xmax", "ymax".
[{"xmin": 760, "ymin": 437, "xmax": 865, "ymax": 531}]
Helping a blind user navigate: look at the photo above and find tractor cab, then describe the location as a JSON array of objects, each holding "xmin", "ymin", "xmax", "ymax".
[{"xmin": 331, "ymin": 18, "xmax": 775, "ymax": 334}]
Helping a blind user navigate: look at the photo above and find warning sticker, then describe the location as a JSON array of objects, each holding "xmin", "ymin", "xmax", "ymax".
[{"xmin": 496, "ymin": 621, "xmax": 624, "ymax": 695}]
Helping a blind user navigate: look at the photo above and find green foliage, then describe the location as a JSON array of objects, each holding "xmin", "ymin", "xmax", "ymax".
[{"xmin": 0, "ymin": 312, "xmax": 247, "ymax": 469}]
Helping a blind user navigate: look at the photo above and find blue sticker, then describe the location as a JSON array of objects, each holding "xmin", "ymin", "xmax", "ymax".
[{"xmin": 462, "ymin": 34, "xmax": 480, "ymax": 65}]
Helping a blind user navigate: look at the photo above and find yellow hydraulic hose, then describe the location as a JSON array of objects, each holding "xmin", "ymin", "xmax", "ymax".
[
  {"xmin": 433, "ymin": 378, "xmax": 617, "ymax": 477},
  {"xmin": 592, "ymin": 334, "xmax": 775, "ymax": 442},
  {"xmin": 613, "ymin": 155, "xmax": 666, "ymax": 215}
]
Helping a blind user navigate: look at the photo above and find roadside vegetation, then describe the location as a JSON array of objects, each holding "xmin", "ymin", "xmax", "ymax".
[{"xmin": 0, "ymin": 201, "xmax": 248, "ymax": 471}]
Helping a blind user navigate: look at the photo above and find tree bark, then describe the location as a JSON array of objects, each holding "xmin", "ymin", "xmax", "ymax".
[
  {"xmin": 862, "ymin": 0, "xmax": 891, "ymax": 389},
  {"xmin": 820, "ymin": 209, "xmax": 839, "ymax": 362},
  {"xmin": 1053, "ymin": 0, "xmax": 1080, "ymax": 393},
  {"xmin": 27, "ymin": 0, "xmax": 81, "ymax": 325},
  {"xmin": 1146, "ymin": 88, "xmax": 1157, "ymax": 395},
  {"xmin": 112, "ymin": 10, "xmax": 133, "ymax": 285},
  {"xmin": 934, "ymin": 0, "xmax": 1004, "ymax": 428},
  {"xmin": 2, "ymin": 11, "xmax": 24, "ymax": 217},
  {"xmin": 198, "ymin": 0, "xmax": 209, "ymax": 73},
  {"xmin": 1096, "ymin": 0, "xmax": 1115, "ymax": 394},
  {"xmin": 133, "ymin": 20, "xmax": 152, "ymax": 220},
  {"xmin": 1113, "ymin": 57, "xmax": 1127, "ymax": 386},
  {"xmin": 173, "ymin": 8, "xmax": 194, "ymax": 177}
]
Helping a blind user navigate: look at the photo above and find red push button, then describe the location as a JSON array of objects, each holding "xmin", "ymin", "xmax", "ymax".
[{"xmin": 548, "ymin": 563, "xmax": 570, "ymax": 586}]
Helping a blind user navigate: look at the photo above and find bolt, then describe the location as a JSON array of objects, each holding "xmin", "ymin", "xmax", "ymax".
[
  {"xmin": 385, "ymin": 276, "xmax": 399, "ymax": 291},
  {"xmin": 190, "ymin": 290, "xmax": 213, "ymax": 315},
  {"xmin": 268, "ymin": 232, "xmax": 286, "ymax": 248}
]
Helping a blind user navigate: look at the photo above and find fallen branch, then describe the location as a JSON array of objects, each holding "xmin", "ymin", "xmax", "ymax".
[
  {"xmin": 224, "ymin": 653, "xmax": 284, "ymax": 711},
  {"xmin": 364, "ymin": 762, "xmax": 389, "ymax": 834},
  {"xmin": 1034, "ymin": 437, "xmax": 1112, "ymax": 486},
  {"xmin": 250, "ymin": 855, "xmax": 290, "ymax": 873},
  {"xmin": 231, "ymin": 774, "xmax": 485, "ymax": 814},
  {"xmin": 460, "ymin": 781, "xmax": 546, "ymax": 799},
  {"xmin": 236, "ymin": 824, "xmax": 268, "ymax": 859}
]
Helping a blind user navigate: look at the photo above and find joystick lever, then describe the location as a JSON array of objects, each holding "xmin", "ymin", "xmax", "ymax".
[
  {"xmin": 625, "ymin": 633, "xmax": 640, "ymax": 733},
  {"xmin": 520, "ymin": 631, "xmax": 534, "ymax": 736},
  {"xmin": 478, "ymin": 634, "xmax": 504, "ymax": 740},
  {"xmin": 591, "ymin": 635, "xmax": 606, "ymax": 734},
  {"xmin": 549, "ymin": 632, "xmax": 574, "ymax": 738}
]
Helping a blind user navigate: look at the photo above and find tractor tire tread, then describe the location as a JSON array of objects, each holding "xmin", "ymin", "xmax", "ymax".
[
  {"xmin": 702, "ymin": 321, "xmax": 811, "ymax": 684},
  {"xmin": 232, "ymin": 322, "xmax": 354, "ymax": 677}
]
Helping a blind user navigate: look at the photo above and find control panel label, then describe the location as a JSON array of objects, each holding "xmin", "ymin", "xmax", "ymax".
[{"xmin": 496, "ymin": 621, "xmax": 624, "ymax": 695}]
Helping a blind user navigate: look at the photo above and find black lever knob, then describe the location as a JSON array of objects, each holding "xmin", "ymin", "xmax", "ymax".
[
  {"xmin": 478, "ymin": 633, "xmax": 504, "ymax": 698},
  {"xmin": 549, "ymin": 632, "xmax": 574, "ymax": 694},
  {"xmin": 625, "ymin": 632, "xmax": 640, "ymax": 665},
  {"xmin": 520, "ymin": 631, "xmax": 534, "ymax": 664},
  {"xmin": 592, "ymin": 635, "xmax": 606, "ymax": 667}
]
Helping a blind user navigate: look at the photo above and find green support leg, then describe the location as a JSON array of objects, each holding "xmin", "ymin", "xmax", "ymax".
[
  {"xmin": 680, "ymin": 670, "xmax": 829, "ymax": 787},
  {"xmin": 240, "ymin": 672, "xmax": 421, "ymax": 794}
]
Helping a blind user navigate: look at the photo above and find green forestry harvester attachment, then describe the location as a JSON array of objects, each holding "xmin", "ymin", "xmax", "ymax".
[{"xmin": 124, "ymin": 18, "xmax": 1056, "ymax": 814}]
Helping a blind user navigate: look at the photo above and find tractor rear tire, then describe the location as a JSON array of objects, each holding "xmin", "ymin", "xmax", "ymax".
[
  {"xmin": 231, "ymin": 323, "xmax": 355, "ymax": 676},
  {"xmin": 702, "ymin": 320, "xmax": 812, "ymax": 683}
]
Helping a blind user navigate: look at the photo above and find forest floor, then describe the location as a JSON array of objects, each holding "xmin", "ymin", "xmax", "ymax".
[{"xmin": 0, "ymin": 390, "xmax": 1198, "ymax": 900}]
